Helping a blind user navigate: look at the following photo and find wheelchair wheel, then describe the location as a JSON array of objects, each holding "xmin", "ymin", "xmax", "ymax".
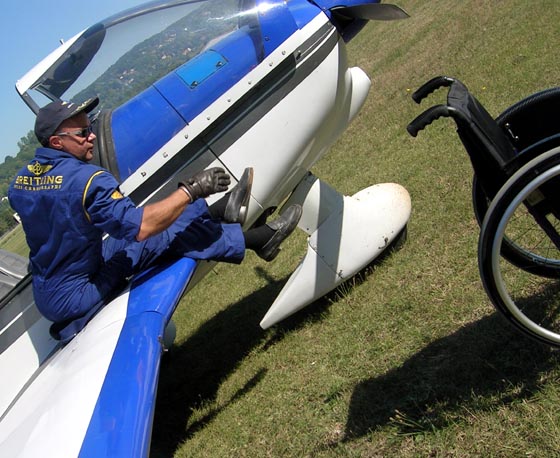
[
  {"xmin": 478, "ymin": 147, "xmax": 560, "ymax": 346},
  {"xmin": 473, "ymin": 174, "xmax": 560, "ymax": 278}
]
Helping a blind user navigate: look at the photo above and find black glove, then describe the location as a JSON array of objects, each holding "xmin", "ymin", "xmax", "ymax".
[{"xmin": 179, "ymin": 167, "xmax": 230, "ymax": 201}]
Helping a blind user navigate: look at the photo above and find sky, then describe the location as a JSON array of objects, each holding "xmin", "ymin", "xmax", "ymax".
[{"xmin": 0, "ymin": 0, "xmax": 149, "ymax": 162}]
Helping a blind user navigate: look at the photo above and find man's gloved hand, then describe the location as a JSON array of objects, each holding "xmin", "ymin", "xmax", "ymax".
[{"xmin": 179, "ymin": 167, "xmax": 231, "ymax": 201}]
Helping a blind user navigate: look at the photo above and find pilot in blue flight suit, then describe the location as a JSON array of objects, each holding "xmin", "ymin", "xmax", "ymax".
[{"xmin": 8, "ymin": 97, "xmax": 302, "ymax": 342}]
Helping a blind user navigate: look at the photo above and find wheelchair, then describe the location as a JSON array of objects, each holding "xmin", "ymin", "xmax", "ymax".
[{"xmin": 408, "ymin": 76, "xmax": 560, "ymax": 346}]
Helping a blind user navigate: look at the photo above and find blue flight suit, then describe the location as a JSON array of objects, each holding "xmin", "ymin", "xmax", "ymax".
[{"xmin": 8, "ymin": 147, "xmax": 245, "ymax": 341}]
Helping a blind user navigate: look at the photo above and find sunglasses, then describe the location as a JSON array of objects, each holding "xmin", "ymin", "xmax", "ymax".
[{"xmin": 55, "ymin": 125, "xmax": 94, "ymax": 138}]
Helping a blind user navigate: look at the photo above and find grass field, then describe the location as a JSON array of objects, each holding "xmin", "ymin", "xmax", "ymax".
[
  {"xmin": 0, "ymin": 225, "xmax": 28, "ymax": 257},
  {"xmin": 147, "ymin": 1, "xmax": 560, "ymax": 456}
]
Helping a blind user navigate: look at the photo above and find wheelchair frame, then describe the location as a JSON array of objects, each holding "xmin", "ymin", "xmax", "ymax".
[{"xmin": 408, "ymin": 76, "xmax": 560, "ymax": 346}]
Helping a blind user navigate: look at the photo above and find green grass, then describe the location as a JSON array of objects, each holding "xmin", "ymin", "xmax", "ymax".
[
  {"xmin": 149, "ymin": 1, "xmax": 560, "ymax": 456},
  {"xmin": 0, "ymin": 225, "xmax": 28, "ymax": 257}
]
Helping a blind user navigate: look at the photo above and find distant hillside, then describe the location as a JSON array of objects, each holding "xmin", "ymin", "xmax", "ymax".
[
  {"xmin": 0, "ymin": 131, "xmax": 38, "ymax": 193},
  {"xmin": 74, "ymin": 0, "xmax": 239, "ymax": 108},
  {"xmin": 0, "ymin": 131, "xmax": 39, "ymax": 234}
]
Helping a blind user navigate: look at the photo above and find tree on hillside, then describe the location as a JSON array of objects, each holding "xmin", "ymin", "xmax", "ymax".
[{"xmin": 0, "ymin": 130, "xmax": 40, "ymax": 235}]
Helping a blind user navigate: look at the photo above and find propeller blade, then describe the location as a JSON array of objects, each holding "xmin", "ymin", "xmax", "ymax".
[{"xmin": 331, "ymin": 3, "xmax": 410, "ymax": 21}]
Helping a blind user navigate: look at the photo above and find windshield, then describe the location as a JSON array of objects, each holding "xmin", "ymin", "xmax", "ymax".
[{"xmin": 24, "ymin": 0, "xmax": 263, "ymax": 112}]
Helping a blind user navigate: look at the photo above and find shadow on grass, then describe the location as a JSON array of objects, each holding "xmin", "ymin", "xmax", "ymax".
[
  {"xmin": 149, "ymin": 232, "xmax": 407, "ymax": 457},
  {"xmin": 343, "ymin": 309, "xmax": 560, "ymax": 442},
  {"xmin": 149, "ymin": 266, "xmax": 332, "ymax": 458}
]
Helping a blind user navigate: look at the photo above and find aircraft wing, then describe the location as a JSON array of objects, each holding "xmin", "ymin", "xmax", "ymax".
[{"xmin": 0, "ymin": 257, "xmax": 197, "ymax": 458}]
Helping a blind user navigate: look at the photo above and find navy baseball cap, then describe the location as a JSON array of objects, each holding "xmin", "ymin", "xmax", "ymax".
[{"xmin": 35, "ymin": 97, "xmax": 99, "ymax": 146}]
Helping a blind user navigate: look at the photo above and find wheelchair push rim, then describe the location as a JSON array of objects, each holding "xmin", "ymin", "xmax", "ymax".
[{"xmin": 479, "ymin": 147, "xmax": 560, "ymax": 346}]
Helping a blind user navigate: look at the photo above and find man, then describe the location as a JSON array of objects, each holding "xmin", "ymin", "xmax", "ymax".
[{"xmin": 8, "ymin": 97, "xmax": 302, "ymax": 341}]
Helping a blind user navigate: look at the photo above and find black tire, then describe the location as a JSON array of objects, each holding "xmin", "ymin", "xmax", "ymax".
[
  {"xmin": 473, "ymin": 174, "xmax": 560, "ymax": 278},
  {"xmin": 478, "ymin": 147, "xmax": 560, "ymax": 346}
]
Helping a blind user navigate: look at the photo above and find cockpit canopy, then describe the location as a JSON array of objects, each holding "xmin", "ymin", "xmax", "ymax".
[
  {"xmin": 17, "ymin": 0, "xmax": 320, "ymax": 181},
  {"xmin": 21, "ymin": 0, "xmax": 278, "ymax": 113}
]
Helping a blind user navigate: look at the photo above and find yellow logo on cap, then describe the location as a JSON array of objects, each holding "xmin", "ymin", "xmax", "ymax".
[
  {"xmin": 77, "ymin": 99, "xmax": 92, "ymax": 111},
  {"xmin": 27, "ymin": 161, "xmax": 53, "ymax": 176}
]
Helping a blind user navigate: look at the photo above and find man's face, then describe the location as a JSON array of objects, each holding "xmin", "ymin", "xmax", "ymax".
[{"xmin": 49, "ymin": 112, "xmax": 96, "ymax": 162}]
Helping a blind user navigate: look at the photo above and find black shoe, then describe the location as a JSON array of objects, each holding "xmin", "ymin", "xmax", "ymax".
[
  {"xmin": 256, "ymin": 204, "xmax": 303, "ymax": 262},
  {"xmin": 224, "ymin": 167, "xmax": 253, "ymax": 225}
]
